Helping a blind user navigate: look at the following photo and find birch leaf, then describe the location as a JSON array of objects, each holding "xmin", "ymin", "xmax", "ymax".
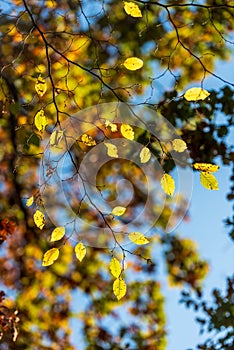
[
  {"xmin": 124, "ymin": 2, "xmax": 142, "ymax": 17},
  {"xmin": 113, "ymin": 278, "xmax": 127, "ymax": 300},
  {"xmin": 75, "ymin": 242, "xmax": 86, "ymax": 262},
  {"xmin": 160, "ymin": 173, "xmax": 175, "ymax": 196},
  {"xmin": 200, "ymin": 172, "xmax": 219, "ymax": 190},
  {"xmin": 81, "ymin": 134, "xmax": 96, "ymax": 146},
  {"xmin": 123, "ymin": 57, "xmax": 143, "ymax": 71},
  {"xmin": 34, "ymin": 110, "xmax": 48, "ymax": 132},
  {"xmin": 105, "ymin": 120, "xmax": 118, "ymax": 132},
  {"xmin": 35, "ymin": 75, "xmax": 47, "ymax": 97},
  {"xmin": 26, "ymin": 195, "xmax": 34, "ymax": 207},
  {"xmin": 50, "ymin": 226, "xmax": 65, "ymax": 242},
  {"xmin": 140, "ymin": 147, "xmax": 151, "ymax": 163},
  {"xmin": 104, "ymin": 143, "xmax": 118, "ymax": 158},
  {"xmin": 184, "ymin": 87, "xmax": 210, "ymax": 101},
  {"xmin": 120, "ymin": 124, "xmax": 134, "ymax": 140},
  {"xmin": 129, "ymin": 231, "xmax": 149, "ymax": 245},
  {"xmin": 112, "ymin": 206, "xmax": 126, "ymax": 216},
  {"xmin": 42, "ymin": 248, "xmax": 59, "ymax": 267},
  {"xmin": 33, "ymin": 210, "xmax": 45, "ymax": 230},
  {"xmin": 193, "ymin": 163, "xmax": 219, "ymax": 172},
  {"xmin": 172, "ymin": 139, "xmax": 187, "ymax": 152},
  {"xmin": 109, "ymin": 257, "xmax": 121, "ymax": 278}
]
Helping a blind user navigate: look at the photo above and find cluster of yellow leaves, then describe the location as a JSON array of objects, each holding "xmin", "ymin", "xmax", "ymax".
[
  {"xmin": 184, "ymin": 87, "xmax": 210, "ymax": 101},
  {"xmin": 81, "ymin": 134, "xmax": 96, "ymax": 146},
  {"xmin": 109, "ymin": 258, "xmax": 127, "ymax": 300},
  {"xmin": 193, "ymin": 163, "xmax": 219, "ymax": 190}
]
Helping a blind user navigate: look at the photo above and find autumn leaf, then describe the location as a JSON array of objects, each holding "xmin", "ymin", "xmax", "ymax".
[
  {"xmin": 120, "ymin": 124, "xmax": 134, "ymax": 140},
  {"xmin": 200, "ymin": 172, "xmax": 219, "ymax": 190},
  {"xmin": 160, "ymin": 173, "xmax": 175, "ymax": 196},
  {"xmin": 113, "ymin": 278, "xmax": 127, "ymax": 300},
  {"xmin": 42, "ymin": 248, "xmax": 59, "ymax": 266},
  {"xmin": 123, "ymin": 2, "xmax": 142, "ymax": 18},
  {"xmin": 75, "ymin": 242, "xmax": 86, "ymax": 262},
  {"xmin": 129, "ymin": 231, "xmax": 149, "ymax": 245},
  {"xmin": 193, "ymin": 163, "xmax": 219, "ymax": 172},
  {"xmin": 33, "ymin": 210, "xmax": 45, "ymax": 230},
  {"xmin": 50, "ymin": 226, "xmax": 65, "ymax": 242},
  {"xmin": 35, "ymin": 74, "xmax": 47, "ymax": 97},
  {"xmin": 104, "ymin": 143, "xmax": 118, "ymax": 158},
  {"xmin": 184, "ymin": 87, "xmax": 210, "ymax": 101},
  {"xmin": 26, "ymin": 196, "xmax": 34, "ymax": 207},
  {"xmin": 81, "ymin": 134, "xmax": 96, "ymax": 146},
  {"xmin": 172, "ymin": 139, "xmax": 187, "ymax": 152},
  {"xmin": 112, "ymin": 206, "xmax": 126, "ymax": 216},
  {"xmin": 109, "ymin": 257, "xmax": 122, "ymax": 278},
  {"xmin": 34, "ymin": 109, "xmax": 48, "ymax": 132},
  {"xmin": 123, "ymin": 57, "xmax": 143, "ymax": 71},
  {"xmin": 140, "ymin": 147, "xmax": 151, "ymax": 163},
  {"xmin": 105, "ymin": 120, "xmax": 118, "ymax": 132}
]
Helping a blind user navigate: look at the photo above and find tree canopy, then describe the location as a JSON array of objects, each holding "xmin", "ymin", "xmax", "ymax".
[{"xmin": 0, "ymin": 1, "xmax": 233, "ymax": 349}]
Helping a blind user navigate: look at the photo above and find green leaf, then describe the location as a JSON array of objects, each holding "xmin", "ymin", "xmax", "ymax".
[
  {"xmin": 113, "ymin": 278, "xmax": 127, "ymax": 300},
  {"xmin": 109, "ymin": 257, "xmax": 121, "ymax": 278},
  {"xmin": 42, "ymin": 248, "xmax": 59, "ymax": 267},
  {"xmin": 50, "ymin": 226, "xmax": 65, "ymax": 242}
]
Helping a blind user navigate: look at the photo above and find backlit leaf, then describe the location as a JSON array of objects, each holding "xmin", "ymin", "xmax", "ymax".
[
  {"xmin": 113, "ymin": 278, "xmax": 127, "ymax": 300},
  {"xmin": 105, "ymin": 120, "xmax": 118, "ymax": 132},
  {"xmin": 112, "ymin": 206, "xmax": 126, "ymax": 216},
  {"xmin": 172, "ymin": 139, "xmax": 187, "ymax": 152},
  {"xmin": 109, "ymin": 257, "xmax": 121, "ymax": 278},
  {"xmin": 129, "ymin": 231, "xmax": 149, "ymax": 245},
  {"xmin": 35, "ymin": 74, "xmax": 47, "ymax": 97},
  {"xmin": 81, "ymin": 134, "xmax": 96, "ymax": 146},
  {"xmin": 104, "ymin": 143, "xmax": 118, "ymax": 158},
  {"xmin": 140, "ymin": 146, "xmax": 151, "ymax": 163},
  {"xmin": 184, "ymin": 87, "xmax": 210, "ymax": 101},
  {"xmin": 75, "ymin": 242, "xmax": 86, "ymax": 262},
  {"xmin": 200, "ymin": 172, "xmax": 219, "ymax": 190},
  {"xmin": 160, "ymin": 173, "xmax": 175, "ymax": 196},
  {"xmin": 26, "ymin": 195, "xmax": 34, "ymax": 207},
  {"xmin": 34, "ymin": 109, "xmax": 48, "ymax": 132},
  {"xmin": 42, "ymin": 248, "xmax": 59, "ymax": 266},
  {"xmin": 193, "ymin": 163, "xmax": 219, "ymax": 172},
  {"xmin": 124, "ymin": 2, "xmax": 142, "ymax": 17},
  {"xmin": 33, "ymin": 210, "xmax": 45, "ymax": 230},
  {"xmin": 50, "ymin": 130, "xmax": 63, "ymax": 147},
  {"xmin": 50, "ymin": 226, "xmax": 65, "ymax": 242},
  {"xmin": 120, "ymin": 124, "xmax": 134, "ymax": 140},
  {"xmin": 123, "ymin": 57, "xmax": 143, "ymax": 71}
]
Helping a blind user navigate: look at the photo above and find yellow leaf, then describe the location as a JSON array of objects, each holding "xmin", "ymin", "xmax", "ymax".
[
  {"xmin": 184, "ymin": 87, "xmax": 210, "ymax": 101},
  {"xmin": 81, "ymin": 133, "xmax": 96, "ymax": 146},
  {"xmin": 50, "ymin": 226, "xmax": 65, "ymax": 242},
  {"xmin": 26, "ymin": 195, "xmax": 34, "ymax": 207},
  {"xmin": 193, "ymin": 163, "xmax": 219, "ymax": 172},
  {"xmin": 42, "ymin": 248, "xmax": 59, "ymax": 267},
  {"xmin": 140, "ymin": 147, "xmax": 151, "ymax": 163},
  {"xmin": 160, "ymin": 173, "xmax": 175, "ymax": 196},
  {"xmin": 104, "ymin": 143, "xmax": 118, "ymax": 158},
  {"xmin": 172, "ymin": 139, "xmax": 187, "ymax": 152},
  {"xmin": 120, "ymin": 124, "xmax": 134, "ymax": 140},
  {"xmin": 109, "ymin": 257, "xmax": 122, "ymax": 278},
  {"xmin": 75, "ymin": 242, "xmax": 86, "ymax": 262},
  {"xmin": 50, "ymin": 130, "xmax": 63, "ymax": 147},
  {"xmin": 35, "ymin": 74, "xmax": 47, "ymax": 97},
  {"xmin": 113, "ymin": 278, "xmax": 127, "ymax": 300},
  {"xmin": 124, "ymin": 2, "xmax": 142, "ymax": 17},
  {"xmin": 129, "ymin": 231, "xmax": 149, "ymax": 245},
  {"xmin": 105, "ymin": 120, "xmax": 118, "ymax": 132},
  {"xmin": 123, "ymin": 57, "xmax": 143, "ymax": 71},
  {"xmin": 200, "ymin": 172, "xmax": 219, "ymax": 190},
  {"xmin": 33, "ymin": 210, "xmax": 45, "ymax": 230},
  {"xmin": 34, "ymin": 110, "xmax": 48, "ymax": 132},
  {"xmin": 112, "ymin": 206, "xmax": 126, "ymax": 216}
]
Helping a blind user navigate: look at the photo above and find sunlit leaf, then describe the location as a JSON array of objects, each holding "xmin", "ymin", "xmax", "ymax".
[
  {"xmin": 42, "ymin": 248, "xmax": 59, "ymax": 267},
  {"xmin": 140, "ymin": 146, "xmax": 151, "ymax": 163},
  {"xmin": 112, "ymin": 206, "xmax": 126, "ymax": 216},
  {"xmin": 75, "ymin": 242, "xmax": 86, "ymax": 262},
  {"xmin": 26, "ymin": 195, "xmax": 34, "ymax": 207},
  {"xmin": 160, "ymin": 173, "xmax": 175, "ymax": 196},
  {"xmin": 33, "ymin": 210, "xmax": 45, "ymax": 230},
  {"xmin": 50, "ymin": 226, "xmax": 65, "ymax": 242},
  {"xmin": 113, "ymin": 278, "xmax": 127, "ymax": 300},
  {"xmin": 81, "ymin": 134, "xmax": 96, "ymax": 146},
  {"xmin": 193, "ymin": 163, "xmax": 219, "ymax": 172},
  {"xmin": 34, "ymin": 109, "xmax": 48, "ymax": 132},
  {"xmin": 184, "ymin": 87, "xmax": 210, "ymax": 101},
  {"xmin": 129, "ymin": 231, "xmax": 149, "ymax": 245},
  {"xmin": 109, "ymin": 257, "xmax": 121, "ymax": 278},
  {"xmin": 123, "ymin": 57, "xmax": 143, "ymax": 71},
  {"xmin": 104, "ymin": 143, "xmax": 118, "ymax": 158},
  {"xmin": 120, "ymin": 124, "xmax": 134, "ymax": 140},
  {"xmin": 200, "ymin": 172, "xmax": 219, "ymax": 190},
  {"xmin": 123, "ymin": 2, "xmax": 142, "ymax": 18},
  {"xmin": 50, "ymin": 130, "xmax": 63, "ymax": 147},
  {"xmin": 172, "ymin": 139, "xmax": 187, "ymax": 152},
  {"xmin": 105, "ymin": 120, "xmax": 118, "ymax": 132},
  {"xmin": 35, "ymin": 74, "xmax": 47, "ymax": 97}
]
